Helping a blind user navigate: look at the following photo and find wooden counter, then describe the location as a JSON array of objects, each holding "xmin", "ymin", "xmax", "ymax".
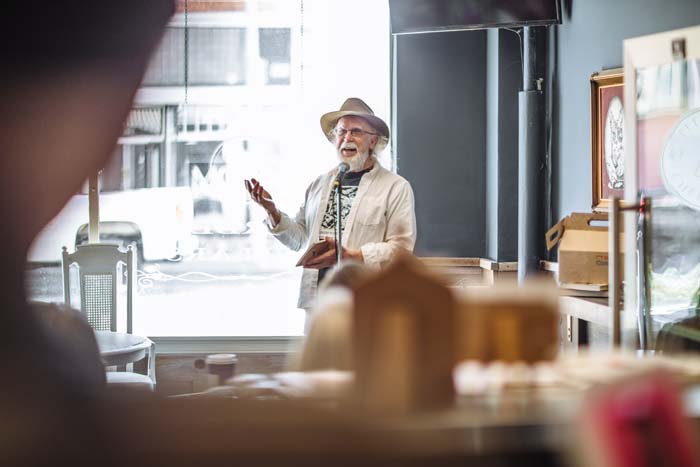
[
  {"xmin": 419, "ymin": 257, "xmax": 518, "ymax": 287},
  {"xmin": 559, "ymin": 296, "xmax": 611, "ymax": 351},
  {"xmin": 420, "ymin": 258, "xmax": 614, "ymax": 351},
  {"xmin": 559, "ymin": 296, "xmax": 609, "ymax": 327}
]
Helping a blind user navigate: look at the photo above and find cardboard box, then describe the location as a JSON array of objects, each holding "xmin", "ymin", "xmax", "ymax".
[{"xmin": 545, "ymin": 212, "xmax": 623, "ymax": 286}]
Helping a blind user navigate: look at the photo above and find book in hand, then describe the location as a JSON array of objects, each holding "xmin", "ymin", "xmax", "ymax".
[{"xmin": 296, "ymin": 240, "xmax": 333, "ymax": 267}]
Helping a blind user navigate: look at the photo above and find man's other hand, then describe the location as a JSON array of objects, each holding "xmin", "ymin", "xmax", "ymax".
[
  {"xmin": 244, "ymin": 178, "xmax": 280, "ymax": 225},
  {"xmin": 302, "ymin": 237, "xmax": 363, "ymax": 269}
]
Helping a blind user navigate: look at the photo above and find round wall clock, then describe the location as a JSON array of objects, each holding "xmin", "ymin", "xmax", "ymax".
[{"xmin": 661, "ymin": 108, "xmax": 700, "ymax": 210}]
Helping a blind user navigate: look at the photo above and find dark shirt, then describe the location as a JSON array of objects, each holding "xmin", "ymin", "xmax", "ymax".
[{"xmin": 317, "ymin": 166, "xmax": 372, "ymax": 284}]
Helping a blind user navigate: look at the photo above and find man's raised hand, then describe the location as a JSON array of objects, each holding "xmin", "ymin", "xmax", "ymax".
[{"xmin": 244, "ymin": 178, "xmax": 280, "ymax": 225}]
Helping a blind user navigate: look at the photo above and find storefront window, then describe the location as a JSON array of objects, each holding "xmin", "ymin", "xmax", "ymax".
[{"xmin": 26, "ymin": 0, "xmax": 391, "ymax": 338}]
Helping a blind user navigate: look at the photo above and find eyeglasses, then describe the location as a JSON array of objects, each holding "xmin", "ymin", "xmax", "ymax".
[{"xmin": 331, "ymin": 127, "xmax": 378, "ymax": 139}]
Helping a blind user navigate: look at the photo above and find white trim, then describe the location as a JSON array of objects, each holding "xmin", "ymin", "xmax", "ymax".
[
  {"xmin": 174, "ymin": 131, "xmax": 233, "ymax": 143},
  {"xmin": 150, "ymin": 335, "xmax": 303, "ymax": 354},
  {"xmin": 134, "ymin": 86, "xmax": 295, "ymax": 106},
  {"xmin": 118, "ymin": 135, "xmax": 165, "ymax": 145},
  {"xmin": 170, "ymin": 11, "xmax": 248, "ymax": 28}
]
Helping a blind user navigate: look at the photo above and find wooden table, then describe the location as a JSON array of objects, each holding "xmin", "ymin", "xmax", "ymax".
[{"xmin": 95, "ymin": 331, "xmax": 156, "ymax": 383}]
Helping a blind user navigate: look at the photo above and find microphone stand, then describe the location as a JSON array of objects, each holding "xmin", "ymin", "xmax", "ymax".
[{"xmin": 334, "ymin": 174, "xmax": 344, "ymax": 267}]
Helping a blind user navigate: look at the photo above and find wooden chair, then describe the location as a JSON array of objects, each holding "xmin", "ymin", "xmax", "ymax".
[{"xmin": 62, "ymin": 243, "xmax": 155, "ymax": 390}]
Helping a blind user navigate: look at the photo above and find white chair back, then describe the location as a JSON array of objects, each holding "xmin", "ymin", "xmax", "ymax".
[{"xmin": 62, "ymin": 243, "xmax": 135, "ymax": 333}]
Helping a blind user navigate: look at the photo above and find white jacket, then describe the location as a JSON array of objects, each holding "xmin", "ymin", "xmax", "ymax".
[{"xmin": 267, "ymin": 158, "xmax": 417, "ymax": 309}]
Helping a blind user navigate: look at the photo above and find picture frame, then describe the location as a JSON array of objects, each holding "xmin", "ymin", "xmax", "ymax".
[{"xmin": 590, "ymin": 68, "xmax": 625, "ymax": 211}]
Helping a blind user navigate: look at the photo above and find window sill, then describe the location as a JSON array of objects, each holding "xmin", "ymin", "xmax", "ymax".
[{"xmin": 151, "ymin": 335, "xmax": 303, "ymax": 355}]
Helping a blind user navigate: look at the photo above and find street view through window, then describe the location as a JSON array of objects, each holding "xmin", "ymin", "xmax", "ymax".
[{"xmin": 25, "ymin": 0, "xmax": 391, "ymax": 337}]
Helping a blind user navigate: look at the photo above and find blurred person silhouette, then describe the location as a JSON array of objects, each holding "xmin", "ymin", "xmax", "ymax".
[
  {"xmin": 292, "ymin": 261, "xmax": 374, "ymax": 372},
  {"xmin": 0, "ymin": 0, "xmax": 173, "ymax": 463},
  {"xmin": 244, "ymin": 99, "xmax": 417, "ymax": 322}
]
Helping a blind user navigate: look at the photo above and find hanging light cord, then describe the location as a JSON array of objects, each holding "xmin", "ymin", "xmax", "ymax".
[
  {"xmin": 184, "ymin": 0, "xmax": 189, "ymax": 106},
  {"xmin": 300, "ymin": 0, "xmax": 304, "ymax": 94}
]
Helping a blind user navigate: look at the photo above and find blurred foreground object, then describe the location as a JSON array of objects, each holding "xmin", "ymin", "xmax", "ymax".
[
  {"xmin": 1, "ymin": 0, "xmax": 174, "ymax": 383},
  {"xmin": 578, "ymin": 372, "xmax": 697, "ymax": 467},
  {"xmin": 297, "ymin": 261, "xmax": 375, "ymax": 371},
  {"xmin": 455, "ymin": 280, "xmax": 559, "ymax": 363},
  {"xmin": 353, "ymin": 255, "xmax": 456, "ymax": 413},
  {"xmin": 454, "ymin": 350, "xmax": 700, "ymax": 396},
  {"xmin": 1, "ymin": 0, "xmax": 174, "ymax": 464},
  {"xmin": 298, "ymin": 288, "xmax": 355, "ymax": 371},
  {"xmin": 351, "ymin": 255, "xmax": 558, "ymax": 413}
]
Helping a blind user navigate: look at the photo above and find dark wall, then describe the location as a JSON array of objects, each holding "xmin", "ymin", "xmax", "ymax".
[
  {"xmin": 554, "ymin": 0, "xmax": 700, "ymax": 220},
  {"xmin": 392, "ymin": 0, "xmax": 700, "ymax": 259},
  {"xmin": 393, "ymin": 30, "xmax": 487, "ymax": 257}
]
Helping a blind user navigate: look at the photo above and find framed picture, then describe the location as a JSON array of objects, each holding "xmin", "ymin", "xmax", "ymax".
[{"xmin": 590, "ymin": 68, "xmax": 624, "ymax": 211}]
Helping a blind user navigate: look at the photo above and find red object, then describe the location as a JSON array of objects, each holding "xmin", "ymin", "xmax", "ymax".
[{"xmin": 583, "ymin": 372, "xmax": 697, "ymax": 467}]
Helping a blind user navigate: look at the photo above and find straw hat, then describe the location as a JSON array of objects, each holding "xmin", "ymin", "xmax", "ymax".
[{"xmin": 320, "ymin": 98, "xmax": 390, "ymax": 153}]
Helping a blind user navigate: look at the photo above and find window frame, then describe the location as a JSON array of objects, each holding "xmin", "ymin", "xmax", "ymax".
[{"xmin": 152, "ymin": 335, "xmax": 302, "ymax": 354}]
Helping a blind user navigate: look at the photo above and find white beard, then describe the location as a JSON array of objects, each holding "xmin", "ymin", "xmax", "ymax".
[{"xmin": 338, "ymin": 143, "xmax": 370, "ymax": 172}]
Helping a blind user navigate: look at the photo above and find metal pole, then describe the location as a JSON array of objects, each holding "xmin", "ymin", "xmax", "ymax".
[
  {"xmin": 640, "ymin": 197, "xmax": 653, "ymax": 350},
  {"xmin": 636, "ymin": 204, "xmax": 647, "ymax": 350},
  {"xmin": 88, "ymin": 172, "xmax": 100, "ymax": 243},
  {"xmin": 609, "ymin": 197, "xmax": 621, "ymax": 347},
  {"xmin": 609, "ymin": 197, "xmax": 645, "ymax": 349},
  {"xmin": 523, "ymin": 27, "xmax": 538, "ymax": 91},
  {"xmin": 517, "ymin": 26, "xmax": 547, "ymax": 282},
  {"xmin": 335, "ymin": 179, "xmax": 343, "ymax": 267}
]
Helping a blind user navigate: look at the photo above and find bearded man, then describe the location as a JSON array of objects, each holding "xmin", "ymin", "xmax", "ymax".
[{"xmin": 245, "ymin": 98, "xmax": 417, "ymax": 314}]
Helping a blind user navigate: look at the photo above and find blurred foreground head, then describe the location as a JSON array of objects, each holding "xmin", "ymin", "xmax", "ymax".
[
  {"xmin": 297, "ymin": 261, "xmax": 375, "ymax": 371},
  {"xmin": 1, "ymin": 1, "xmax": 174, "ymax": 257},
  {"xmin": 0, "ymin": 0, "xmax": 173, "ymax": 400},
  {"xmin": 319, "ymin": 260, "xmax": 375, "ymax": 294}
]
